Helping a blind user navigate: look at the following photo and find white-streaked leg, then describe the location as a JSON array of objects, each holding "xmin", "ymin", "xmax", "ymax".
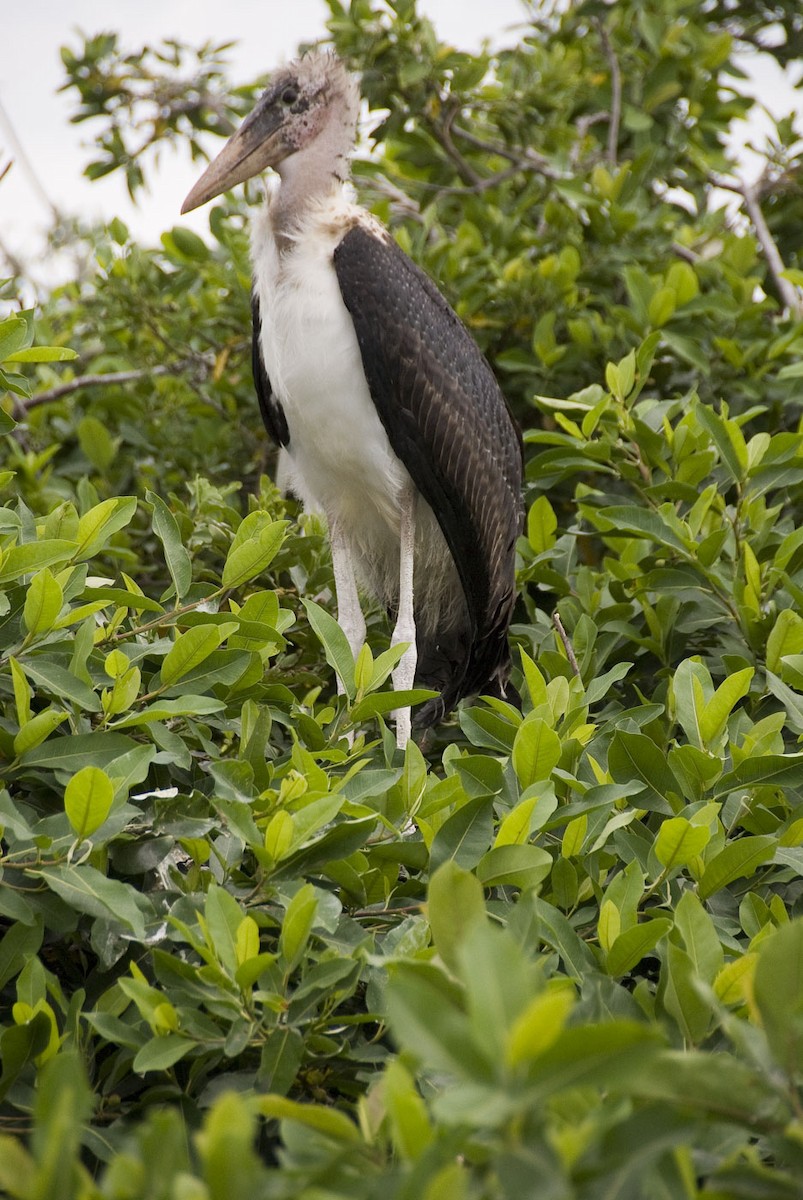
[
  {"xmin": 330, "ymin": 520, "xmax": 366, "ymax": 695},
  {"xmin": 391, "ymin": 485, "xmax": 418, "ymax": 748}
]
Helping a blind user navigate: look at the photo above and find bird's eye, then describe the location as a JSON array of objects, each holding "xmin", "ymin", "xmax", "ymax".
[{"xmin": 281, "ymin": 87, "xmax": 299, "ymax": 106}]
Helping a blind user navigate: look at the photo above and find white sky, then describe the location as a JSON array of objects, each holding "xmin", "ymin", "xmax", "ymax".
[
  {"xmin": 1, "ymin": 1, "xmax": 801, "ymax": 293},
  {"xmin": 1, "ymin": 0, "xmax": 527, "ymax": 287}
]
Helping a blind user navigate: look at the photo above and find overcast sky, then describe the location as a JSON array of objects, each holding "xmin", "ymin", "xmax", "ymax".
[
  {"xmin": 1, "ymin": 0, "xmax": 527, "ymax": 286},
  {"xmin": 2, "ymin": 1, "xmax": 801, "ymax": 293}
]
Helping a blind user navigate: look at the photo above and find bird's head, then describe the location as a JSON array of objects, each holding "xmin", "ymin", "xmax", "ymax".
[{"xmin": 181, "ymin": 51, "xmax": 359, "ymax": 214}]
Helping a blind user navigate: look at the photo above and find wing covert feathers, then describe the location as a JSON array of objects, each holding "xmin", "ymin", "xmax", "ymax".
[
  {"xmin": 333, "ymin": 224, "xmax": 523, "ymax": 722},
  {"xmin": 251, "ymin": 291, "xmax": 289, "ymax": 448}
]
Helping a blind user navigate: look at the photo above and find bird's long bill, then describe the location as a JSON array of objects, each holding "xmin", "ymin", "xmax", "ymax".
[{"xmin": 181, "ymin": 102, "xmax": 285, "ymax": 213}]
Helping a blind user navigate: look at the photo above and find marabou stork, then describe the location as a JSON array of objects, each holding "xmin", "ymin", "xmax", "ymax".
[{"xmin": 182, "ymin": 51, "xmax": 523, "ymax": 746}]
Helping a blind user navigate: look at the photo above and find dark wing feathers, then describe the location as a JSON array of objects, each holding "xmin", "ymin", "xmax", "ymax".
[
  {"xmin": 333, "ymin": 224, "xmax": 523, "ymax": 715},
  {"xmin": 251, "ymin": 291, "xmax": 289, "ymax": 448}
]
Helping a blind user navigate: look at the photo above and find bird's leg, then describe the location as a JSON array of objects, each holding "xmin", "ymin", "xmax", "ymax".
[
  {"xmin": 330, "ymin": 521, "xmax": 366, "ymax": 692},
  {"xmin": 391, "ymin": 484, "xmax": 418, "ymax": 748},
  {"xmin": 329, "ymin": 521, "xmax": 366, "ymax": 748}
]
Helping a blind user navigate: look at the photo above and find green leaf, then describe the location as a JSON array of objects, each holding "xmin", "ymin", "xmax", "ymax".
[
  {"xmin": 511, "ymin": 715, "xmax": 561, "ymax": 788},
  {"xmin": 607, "ymin": 918, "xmax": 673, "ymax": 977},
  {"xmin": 385, "ymin": 961, "xmax": 495, "ymax": 1084},
  {"xmin": 527, "ymin": 494, "xmax": 558, "ymax": 554},
  {"xmin": 698, "ymin": 835, "xmax": 776, "ymax": 899},
  {"xmin": 654, "ymin": 817, "xmax": 711, "ymax": 869},
  {"xmin": 753, "ymin": 919, "xmax": 803, "ymax": 1075},
  {"xmin": 73, "ymin": 497, "xmax": 137, "ymax": 559},
  {"xmin": 133, "ymin": 1034, "xmax": 192, "ymax": 1074},
  {"xmin": 0, "ymin": 1014, "xmax": 52, "ymax": 1102},
  {"xmin": 673, "ymin": 890, "xmax": 723, "ymax": 983},
  {"xmin": 430, "ymin": 796, "xmax": 494, "ymax": 873},
  {"xmin": 714, "ymin": 753, "xmax": 803, "ymax": 797},
  {"xmin": 278, "ymin": 884, "xmax": 317, "ymax": 975},
  {"xmin": 662, "ymin": 942, "xmax": 711, "ymax": 1043},
  {"xmin": 257, "ymin": 1095, "xmax": 360, "ymax": 1142},
  {"xmin": 0, "ymin": 317, "xmax": 28, "ymax": 361},
  {"xmin": 608, "ymin": 731, "xmax": 682, "ymax": 814},
  {"xmin": 6, "ymin": 346, "xmax": 77, "ymax": 363},
  {"xmin": 35, "ymin": 864, "xmax": 150, "ymax": 938},
  {"xmin": 146, "ymin": 490, "xmax": 193, "ymax": 600},
  {"xmin": 382, "ymin": 1058, "xmax": 433, "ymax": 1161},
  {"xmin": 427, "ymin": 861, "xmax": 486, "ymax": 972},
  {"xmin": 64, "ymin": 765, "xmax": 115, "ymax": 839},
  {"xmin": 112, "ymin": 695, "xmax": 225, "ymax": 727},
  {"xmin": 699, "ymin": 667, "xmax": 753, "ymax": 747},
  {"xmin": 302, "ymin": 597, "xmax": 356, "ymax": 700},
  {"xmin": 13, "ymin": 709, "xmax": 68, "ymax": 757},
  {"xmin": 203, "ymin": 883, "xmax": 245, "ymax": 973},
  {"xmin": 672, "ymin": 658, "xmax": 711, "ymax": 750},
  {"xmin": 506, "ymin": 989, "xmax": 575, "ymax": 1067},
  {"xmin": 476, "ymin": 844, "xmax": 553, "ymax": 890},
  {"xmin": 23, "ymin": 568, "xmax": 63, "ymax": 635},
  {"xmin": 77, "ymin": 415, "xmax": 116, "ymax": 470},
  {"xmin": 695, "ymin": 403, "xmax": 747, "ymax": 484},
  {"xmin": 222, "ymin": 519, "xmax": 286, "ymax": 589},
  {"xmin": 529, "ymin": 898, "xmax": 597, "ymax": 981},
  {"xmin": 0, "ymin": 540, "xmax": 76, "ymax": 584},
  {"xmin": 495, "ymin": 785, "xmax": 557, "ymax": 846},
  {"xmin": 350, "ymin": 688, "xmax": 437, "ymax": 722},
  {"xmin": 9, "ymin": 658, "xmax": 31, "ymax": 726},
  {"xmin": 594, "ymin": 505, "xmax": 689, "ymax": 552},
  {"xmin": 21, "ymin": 658, "xmax": 102, "ymax": 712},
  {"xmin": 18, "ymin": 732, "xmax": 138, "ymax": 770},
  {"xmin": 161, "ymin": 623, "xmax": 231, "ymax": 686}
]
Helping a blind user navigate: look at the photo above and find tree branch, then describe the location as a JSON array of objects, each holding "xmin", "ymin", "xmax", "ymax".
[
  {"xmin": 429, "ymin": 105, "xmax": 484, "ymax": 187},
  {"xmin": 17, "ymin": 356, "xmax": 214, "ymax": 414},
  {"xmin": 452, "ymin": 123, "xmax": 565, "ymax": 181},
  {"xmin": 553, "ymin": 612, "xmax": 581, "ymax": 677},
  {"xmin": 595, "ymin": 19, "xmax": 622, "ymax": 166},
  {"xmin": 711, "ymin": 170, "xmax": 803, "ymax": 319}
]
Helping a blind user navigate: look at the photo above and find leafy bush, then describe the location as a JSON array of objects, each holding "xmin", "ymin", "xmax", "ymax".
[{"xmin": 2, "ymin": 1, "xmax": 803, "ymax": 1197}]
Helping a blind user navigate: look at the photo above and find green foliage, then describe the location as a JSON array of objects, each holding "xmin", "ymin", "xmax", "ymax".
[{"xmin": 2, "ymin": 0, "xmax": 803, "ymax": 1196}]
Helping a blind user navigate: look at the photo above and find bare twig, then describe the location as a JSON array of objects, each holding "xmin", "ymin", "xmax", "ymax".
[
  {"xmin": 452, "ymin": 123, "xmax": 565, "ymax": 181},
  {"xmin": 594, "ymin": 19, "xmax": 622, "ymax": 166},
  {"xmin": 711, "ymin": 170, "xmax": 803, "ymax": 319},
  {"xmin": 430, "ymin": 105, "xmax": 483, "ymax": 187},
  {"xmin": 18, "ymin": 356, "xmax": 214, "ymax": 414},
  {"xmin": 671, "ymin": 241, "xmax": 699, "ymax": 265},
  {"xmin": 552, "ymin": 612, "xmax": 581, "ymax": 677},
  {"xmin": 364, "ymin": 174, "xmax": 425, "ymax": 224}
]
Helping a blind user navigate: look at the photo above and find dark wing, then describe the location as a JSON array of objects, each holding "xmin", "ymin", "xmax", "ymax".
[
  {"xmin": 333, "ymin": 224, "xmax": 523, "ymax": 718},
  {"xmin": 251, "ymin": 290, "xmax": 289, "ymax": 447}
]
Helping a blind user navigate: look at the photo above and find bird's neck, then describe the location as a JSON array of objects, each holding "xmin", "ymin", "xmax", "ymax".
[{"xmin": 270, "ymin": 120, "xmax": 353, "ymax": 251}]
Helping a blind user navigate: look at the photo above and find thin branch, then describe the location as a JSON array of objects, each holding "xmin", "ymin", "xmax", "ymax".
[
  {"xmin": 362, "ymin": 174, "xmax": 425, "ymax": 224},
  {"xmin": 430, "ymin": 106, "xmax": 483, "ymax": 187},
  {"xmin": 671, "ymin": 241, "xmax": 699, "ymax": 265},
  {"xmin": 18, "ymin": 356, "xmax": 214, "ymax": 414},
  {"xmin": 741, "ymin": 180, "xmax": 803, "ymax": 318},
  {"xmin": 452, "ymin": 123, "xmax": 565, "ymax": 181},
  {"xmin": 415, "ymin": 163, "xmax": 532, "ymax": 198},
  {"xmin": 595, "ymin": 19, "xmax": 622, "ymax": 166},
  {"xmin": 553, "ymin": 612, "xmax": 581, "ymax": 677},
  {"xmin": 711, "ymin": 170, "xmax": 803, "ymax": 319}
]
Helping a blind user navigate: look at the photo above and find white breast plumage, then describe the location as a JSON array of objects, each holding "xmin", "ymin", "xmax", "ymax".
[{"xmin": 251, "ymin": 200, "xmax": 408, "ymax": 533}]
